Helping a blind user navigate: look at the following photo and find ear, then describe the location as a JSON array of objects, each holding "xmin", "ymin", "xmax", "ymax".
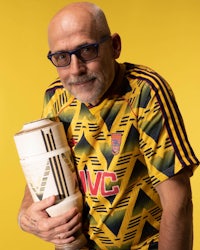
[{"xmin": 111, "ymin": 33, "xmax": 121, "ymax": 59}]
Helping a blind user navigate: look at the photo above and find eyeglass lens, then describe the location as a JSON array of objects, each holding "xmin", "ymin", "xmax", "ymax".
[{"xmin": 51, "ymin": 43, "xmax": 98, "ymax": 67}]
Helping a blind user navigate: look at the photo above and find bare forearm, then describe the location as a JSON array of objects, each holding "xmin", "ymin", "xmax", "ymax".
[
  {"xmin": 156, "ymin": 167, "xmax": 194, "ymax": 250},
  {"xmin": 19, "ymin": 186, "xmax": 33, "ymax": 211},
  {"xmin": 18, "ymin": 186, "xmax": 34, "ymax": 227},
  {"xmin": 158, "ymin": 200, "xmax": 193, "ymax": 250}
]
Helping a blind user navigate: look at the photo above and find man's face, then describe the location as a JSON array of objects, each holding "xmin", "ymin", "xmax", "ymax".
[{"xmin": 48, "ymin": 13, "xmax": 120, "ymax": 105}]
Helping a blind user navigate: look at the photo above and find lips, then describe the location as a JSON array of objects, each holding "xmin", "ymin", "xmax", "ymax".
[{"xmin": 71, "ymin": 77, "xmax": 95, "ymax": 86}]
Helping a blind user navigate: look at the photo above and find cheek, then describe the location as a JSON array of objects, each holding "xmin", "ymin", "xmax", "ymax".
[
  {"xmin": 56, "ymin": 68, "xmax": 67, "ymax": 81},
  {"xmin": 100, "ymin": 59, "xmax": 115, "ymax": 83}
]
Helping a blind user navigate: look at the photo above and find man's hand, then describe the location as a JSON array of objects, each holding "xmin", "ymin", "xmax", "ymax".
[{"xmin": 19, "ymin": 195, "xmax": 82, "ymax": 245}]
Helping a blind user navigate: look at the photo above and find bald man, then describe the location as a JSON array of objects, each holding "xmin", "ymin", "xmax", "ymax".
[{"xmin": 18, "ymin": 2, "xmax": 199, "ymax": 250}]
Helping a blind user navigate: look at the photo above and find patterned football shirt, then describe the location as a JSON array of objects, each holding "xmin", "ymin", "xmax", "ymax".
[{"xmin": 42, "ymin": 63, "xmax": 199, "ymax": 250}]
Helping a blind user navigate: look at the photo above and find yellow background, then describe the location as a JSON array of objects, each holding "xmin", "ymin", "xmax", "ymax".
[{"xmin": 0, "ymin": 0, "xmax": 199, "ymax": 249}]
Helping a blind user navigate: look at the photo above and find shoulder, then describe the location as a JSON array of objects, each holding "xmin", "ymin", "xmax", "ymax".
[
  {"xmin": 125, "ymin": 63, "xmax": 168, "ymax": 85},
  {"xmin": 44, "ymin": 79, "xmax": 64, "ymax": 100},
  {"xmin": 124, "ymin": 63, "xmax": 175, "ymax": 99},
  {"xmin": 43, "ymin": 79, "xmax": 73, "ymax": 109}
]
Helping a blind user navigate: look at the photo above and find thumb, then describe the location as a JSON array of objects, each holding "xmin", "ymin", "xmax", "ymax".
[{"xmin": 34, "ymin": 196, "xmax": 56, "ymax": 212}]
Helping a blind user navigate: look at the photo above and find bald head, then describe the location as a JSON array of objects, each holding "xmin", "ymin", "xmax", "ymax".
[
  {"xmin": 47, "ymin": 2, "xmax": 122, "ymax": 105},
  {"xmin": 48, "ymin": 2, "xmax": 111, "ymax": 50}
]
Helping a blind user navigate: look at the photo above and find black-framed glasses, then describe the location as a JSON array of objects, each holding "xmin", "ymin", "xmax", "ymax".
[{"xmin": 47, "ymin": 35, "xmax": 111, "ymax": 67}]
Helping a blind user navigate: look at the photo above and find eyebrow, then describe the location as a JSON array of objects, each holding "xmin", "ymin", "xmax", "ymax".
[{"xmin": 51, "ymin": 40, "xmax": 97, "ymax": 55}]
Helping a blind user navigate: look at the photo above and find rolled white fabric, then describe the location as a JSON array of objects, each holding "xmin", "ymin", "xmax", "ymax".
[{"xmin": 14, "ymin": 118, "xmax": 87, "ymax": 250}]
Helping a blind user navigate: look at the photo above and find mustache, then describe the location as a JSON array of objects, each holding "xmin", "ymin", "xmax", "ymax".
[{"xmin": 67, "ymin": 74, "xmax": 97, "ymax": 85}]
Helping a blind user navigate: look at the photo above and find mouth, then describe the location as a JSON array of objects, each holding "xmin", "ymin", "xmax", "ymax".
[{"xmin": 71, "ymin": 77, "xmax": 95, "ymax": 87}]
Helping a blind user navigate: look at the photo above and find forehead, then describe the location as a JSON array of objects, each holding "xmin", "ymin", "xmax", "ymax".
[{"xmin": 48, "ymin": 11, "xmax": 98, "ymax": 51}]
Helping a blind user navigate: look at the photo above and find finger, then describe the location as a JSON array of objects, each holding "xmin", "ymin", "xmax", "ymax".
[
  {"xmin": 29, "ymin": 207, "xmax": 80, "ymax": 237},
  {"xmin": 52, "ymin": 235, "xmax": 76, "ymax": 245},
  {"xmin": 54, "ymin": 211, "xmax": 81, "ymax": 233},
  {"xmin": 51, "ymin": 224, "xmax": 82, "ymax": 245},
  {"xmin": 42, "ymin": 210, "xmax": 81, "ymax": 242},
  {"xmin": 32, "ymin": 196, "xmax": 56, "ymax": 212},
  {"xmin": 45, "ymin": 207, "xmax": 80, "ymax": 230},
  {"xmin": 37, "ymin": 214, "xmax": 81, "ymax": 244}
]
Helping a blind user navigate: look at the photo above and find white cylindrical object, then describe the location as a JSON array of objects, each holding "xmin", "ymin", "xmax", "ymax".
[{"xmin": 14, "ymin": 118, "xmax": 87, "ymax": 250}]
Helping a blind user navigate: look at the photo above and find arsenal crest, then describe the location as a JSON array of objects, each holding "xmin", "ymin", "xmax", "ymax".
[{"xmin": 111, "ymin": 133, "xmax": 122, "ymax": 155}]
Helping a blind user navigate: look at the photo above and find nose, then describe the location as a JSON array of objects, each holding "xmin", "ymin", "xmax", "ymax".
[{"xmin": 69, "ymin": 54, "xmax": 87, "ymax": 75}]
